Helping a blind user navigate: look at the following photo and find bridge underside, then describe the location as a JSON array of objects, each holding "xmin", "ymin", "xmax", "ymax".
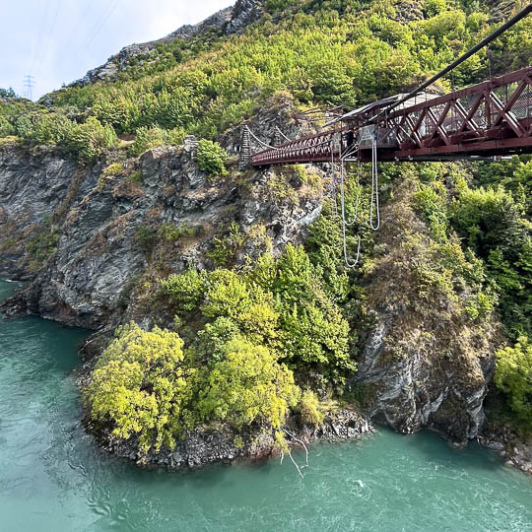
[{"xmin": 251, "ymin": 67, "xmax": 532, "ymax": 166}]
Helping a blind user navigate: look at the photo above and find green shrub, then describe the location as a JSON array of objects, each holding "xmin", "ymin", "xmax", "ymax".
[
  {"xmin": 84, "ymin": 323, "xmax": 195, "ymax": 455},
  {"xmin": 163, "ymin": 243, "xmax": 354, "ymax": 384},
  {"xmin": 65, "ymin": 117, "xmax": 117, "ymax": 163},
  {"xmin": 0, "ymin": 115, "xmax": 15, "ymax": 136},
  {"xmin": 197, "ymin": 139, "xmax": 228, "ymax": 177},
  {"xmin": 298, "ymin": 390, "xmax": 325, "ymax": 426},
  {"xmin": 425, "ymin": 0, "xmax": 447, "ymax": 17},
  {"xmin": 157, "ymin": 222, "xmax": 199, "ymax": 243},
  {"xmin": 208, "ymin": 222, "xmax": 245, "ymax": 267},
  {"xmin": 135, "ymin": 225, "xmax": 157, "ymax": 253},
  {"xmin": 131, "ymin": 126, "xmax": 166, "ymax": 156},
  {"xmin": 102, "ymin": 163, "xmax": 124, "ymax": 177},
  {"xmin": 203, "ymin": 269, "xmax": 280, "ymax": 341},
  {"xmin": 33, "ymin": 113, "xmax": 74, "ymax": 145},
  {"xmin": 161, "ymin": 268, "xmax": 208, "ymax": 312},
  {"xmin": 198, "ymin": 338, "xmax": 300, "ymax": 430},
  {"xmin": 15, "ymin": 114, "xmax": 36, "ymax": 138},
  {"xmin": 495, "ymin": 337, "xmax": 532, "ymax": 426}
]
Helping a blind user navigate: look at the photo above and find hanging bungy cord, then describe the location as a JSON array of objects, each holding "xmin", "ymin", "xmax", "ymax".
[
  {"xmin": 275, "ymin": 126, "xmax": 292, "ymax": 143},
  {"xmin": 369, "ymin": 136, "xmax": 380, "ymax": 231},
  {"xmin": 340, "ymin": 144, "xmax": 360, "ymax": 227},
  {"xmin": 330, "ymin": 140, "xmax": 339, "ymax": 218},
  {"xmin": 334, "ymin": 138, "xmax": 361, "ymax": 268}
]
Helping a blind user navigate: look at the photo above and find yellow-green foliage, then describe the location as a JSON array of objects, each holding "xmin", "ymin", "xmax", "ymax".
[
  {"xmin": 131, "ymin": 126, "xmax": 186, "ymax": 156},
  {"xmin": 164, "ymin": 244, "xmax": 353, "ymax": 383},
  {"xmin": 298, "ymin": 390, "xmax": 325, "ymax": 426},
  {"xmin": 265, "ymin": 169, "xmax": 299, "ymax": 207},
  {"xmin": 199, "ymin": 338, "xmax": 300, "ymax": 430},
  {"xmin": 102, "ymin": 163, "xmax": 124, "ymax": 177},
  {"xmin": 4, "ymin": 0, "xmax": 520, "ymax": 147},
  {"xmin": 495, "ymin": 337, "xmax": 532, "ymax": 426},
  {"xmin": 131, "ymin": 126, "xmax": 166, "ymax": 156},
  {"xmin": 161, "ymin": 268, "xmax": 208, "ymax": 312},
  {"xmin": 84, "ymin": 323, "xmax": 194, "ymax": 455},
  {"xmin": 84, "ymin": 321, "xmax": 303, "ymax": 454},
  {"xmin": 203, "ymin": 269, "xmax": 280, "ymax": 341},
  {"xmin": 0, "ymin": 135, "xmax": 22, "ymax": 148},
  {"xmin": 66, "ymin": 117, "xmax": 117, "ymax": 163},
  {"xmin": 208, "ymin": 222, "xmax": 246, "ymax": 267}
]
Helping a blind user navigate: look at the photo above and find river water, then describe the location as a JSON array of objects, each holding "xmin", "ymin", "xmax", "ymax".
[{"xmin": 1, "ymin": 279, "xmax": 532, "ymax": 531}]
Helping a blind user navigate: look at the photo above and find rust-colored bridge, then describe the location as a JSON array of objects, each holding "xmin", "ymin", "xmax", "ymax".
[{"xmin": 250, "ymin": 67, "xmax": 532, "ymax": 166}]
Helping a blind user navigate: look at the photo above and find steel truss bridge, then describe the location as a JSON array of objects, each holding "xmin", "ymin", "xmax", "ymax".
[{"xmin": 250, "ymin": 67, "xmax": 532, "ymax": 166}]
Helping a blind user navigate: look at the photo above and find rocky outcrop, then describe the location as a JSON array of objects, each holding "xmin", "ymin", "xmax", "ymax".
[
  {"xmin": 354, "ymin": 178, "xmax": 500, "ymax": 445},
  {"xmin": 0, "ymin": 146, "xmax": 94, "ymax": 279},
  {"xmin": 487, "ymin": 0, "xmax": 519, "ymax": 22},
  {"xmin": 91, "ymin": 408, "xmax": 373, "ymax": 469},
  {"xmin": 481, "ymin": 428, "xmax": 532, "ymax": 475},
  {"xmin": 76, "ymin": 0, "xmax": 265, "ymax": 86},
  {"xmin": 0, "ymin": 108, "xmax": 322, "ymax": 330}
]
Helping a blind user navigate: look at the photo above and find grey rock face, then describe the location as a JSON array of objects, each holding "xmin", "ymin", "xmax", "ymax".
[
  {"xmin": 0, "ymin": 138, "xmax": 323, "ymax": 330},
  {"xmin": 356, "ymin": 314, "xmax": 493, "ymax": 443},
  {"xmin": 353, "ymin": 180, "xmax": 499, "ymax": 445},
  {"xmin": 0, "ymin": 146, "xmax": 94, "ymax": 278}
]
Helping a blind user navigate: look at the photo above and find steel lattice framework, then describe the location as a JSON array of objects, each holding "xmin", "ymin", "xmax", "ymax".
[{"xmin": 250, "ymin": 67, "xmax": 532, "ymax": 166}]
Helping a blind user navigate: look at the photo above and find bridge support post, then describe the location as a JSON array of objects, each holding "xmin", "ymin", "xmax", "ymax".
[{"xmin": 239, "ymin": 127, "xmax": 251, "ymax": 170}]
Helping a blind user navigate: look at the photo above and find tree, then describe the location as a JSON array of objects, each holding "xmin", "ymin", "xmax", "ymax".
[
  {"xmin": 84, "ymin": 322, "xmax": 195, "ymax": 455},
  {"xmin": 199, "ymin": 338, "xmax": 300, "ymax": 430},
  {"xmin": 197, "ymin": 139, "xmax": 228, "ymax": 176},
  {"xmin": 495, "ymin": 337, "xmax": 532, "ymax": 425}
]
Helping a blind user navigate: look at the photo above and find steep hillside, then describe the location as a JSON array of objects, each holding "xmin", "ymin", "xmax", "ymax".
[{"xmin": 1, "ymin": 0, "xmax": 532, "ymax": 470}]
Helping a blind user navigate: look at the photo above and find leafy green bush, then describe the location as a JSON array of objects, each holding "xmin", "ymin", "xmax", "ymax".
[
  {"xmin": 102, "ymin": 163, "xmax": 124, "ymax": 177},
  {"xmin": 495, "ymin": 337, "xmax": 532, "ymax": 426},
  {"xmin": 161, "ymin": 268, "xmax": 208, "ymax": 312},
  {"xmin": 0, "ymin": 115, "xmax": 14, "ymax": 136},
  {"xmin": 199, "ymin": 338, "xmax": 300, "ymax": 430},
  {"xmin": 197, "ymin": 139, "xmax": 228, "ymax": 177},
  {"xmin": 65, "ymin": 117, "xmax": 117, "ymax": 163},
  {"xmin": 33, "ymin": 113, "xmax": 74, "ymax": 145},
  {"xmin": 135, "ymin": 225, "xmax": 157, "ymax": 253},
  {"xmin": 450, "ymin": 185, "xmax": 525, "ymax": 259},
  {"xmin": 84, "ymin": 320, "xmax": 303, "ymax": 454},
  {"xmin": 208, "ymin": 222, "xmax": 245, "ymax": 267},
  {"xmin": 298, "ymin": 390, "xmax": 325, "ymax": 426},
  {"xmin": 131, "ymin": 126, "xmax": 166, "ymax": 156},
  {"xmin": 84, "ymin": 323, "xmax": 195, "ymax": 455},
  {"xmin": 163, "ymin": 244, "xmax": 354, "ymax": 384}
]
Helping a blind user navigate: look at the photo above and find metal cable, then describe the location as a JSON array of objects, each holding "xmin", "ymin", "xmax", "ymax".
[
  {"xmin": 369, "ymin": 2, "xmax": 532, "ymax": 124},
  {"xmin": 369, "ymin": 139, "xmax": 380, "ymax": 231},
  {"xmin": 336, "ymin": 142, "xmax": 361, "ymax": 268},
  {"xmin": 275, "ymin": 126, "xmax": 292, "ymax": 142}
]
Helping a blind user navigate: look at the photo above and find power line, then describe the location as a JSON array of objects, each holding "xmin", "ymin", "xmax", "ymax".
[
  {"xmin": 370, "ymin": 2, "xmax": 532, "ymax": 124},
  {"xmin": 79, "ymin": 0, "xmax": 120, "ymax": 51},
  {"xmin": 34, "ymin": 0, "xmax": 64, "ymax": 78}
]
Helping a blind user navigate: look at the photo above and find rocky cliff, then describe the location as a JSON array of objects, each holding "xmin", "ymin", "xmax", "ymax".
[
  {"xmin": 354, "ymin": 178, "xmax": 500, "ymax": 445},
  {"xmin": 0, "ymin": 137, "xmax": 500, "ymax": 453},
  {"xmin": 0, "ymin": 98, "xmax": 321, "ymax": 330}
]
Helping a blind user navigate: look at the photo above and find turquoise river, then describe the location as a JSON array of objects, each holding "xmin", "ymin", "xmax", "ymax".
[{"xmin": 1, "ymin": 279, "xmax": 532, "ymax": 531}]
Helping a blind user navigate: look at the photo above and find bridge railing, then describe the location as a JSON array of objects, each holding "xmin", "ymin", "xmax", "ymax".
[
  {"xmin": 385, "ymin": 66, "xmax": 532, "ymax": 156},
  {"xmin": 250, "ymin": 127, "xmax": 350, "ymax": 166},
  {"xmin": 250, "ymin": 66, "xmax": 532, "ymax": 165}
]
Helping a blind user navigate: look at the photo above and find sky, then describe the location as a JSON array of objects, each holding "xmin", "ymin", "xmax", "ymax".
[{"xmin": 1, "ymin": 0, "xmax": 233, "ymax": 100}]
